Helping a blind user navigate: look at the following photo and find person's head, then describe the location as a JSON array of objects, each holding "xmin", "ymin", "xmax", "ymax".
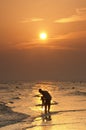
[{"xmin": 39, "ymin": 89, "xmax": 42, "ymax": 93}]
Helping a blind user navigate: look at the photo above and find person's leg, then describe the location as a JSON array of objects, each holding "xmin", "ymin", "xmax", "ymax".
[
  {"xmin": 48, "ymin": 100, "xmax": 51, "ymax": 113},
  {"xmin": 41, "ymin": 96, "xmax": 44, "ymax": 106},
  {"xmin": 44, "ymin": 100, "xmax": 48, "ymax": 113},
  {"xmin": 45, "ymin": 104, "xmax": 47, "ymax": 114}
]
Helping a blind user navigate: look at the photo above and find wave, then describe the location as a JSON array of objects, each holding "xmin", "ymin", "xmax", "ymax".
[{"xmin": 68, "ymin": 90, "xmax": 86, "ymax": 96}]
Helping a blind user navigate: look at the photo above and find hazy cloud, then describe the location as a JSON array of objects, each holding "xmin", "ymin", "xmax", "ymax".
[
  {"xmin": 20, "ymin": 17, "xmax": 44, "ymax": 23},
  {"xmin": 30, "ymin": 18, "xmax": 44, "ymax": 22},
  {"xmin": 0, "ymin": 31, "xmax": 86, "ymax": 51},
  {"xmin": 54, "ymin": 31, "xmax": 86, "ymax": 40},
  {"xmin": 54, "ymin": 8, "xmax": 86, "ymax": 23},
  {"xmin": 76, "ymin": 8, "xmax": 86, "ymax": 14},
  {"xmin": 6, "ymin": 31, "xmax": 85, "ymax": 50}
]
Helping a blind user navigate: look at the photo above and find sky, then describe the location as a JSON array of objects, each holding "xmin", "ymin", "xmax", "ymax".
[{"xmin": 0, "ymin": 0, "xmax": 86, "ymax": 81}]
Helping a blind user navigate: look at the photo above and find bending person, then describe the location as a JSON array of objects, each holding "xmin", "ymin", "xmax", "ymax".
[{"xmin": 39, "ymin": 89, "xmax": 52, "ymax": 113}]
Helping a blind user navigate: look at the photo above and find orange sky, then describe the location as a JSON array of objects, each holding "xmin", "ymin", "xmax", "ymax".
[{"xmin": 0, "ymin": 0, "xmax": 86, "ymax": 81}]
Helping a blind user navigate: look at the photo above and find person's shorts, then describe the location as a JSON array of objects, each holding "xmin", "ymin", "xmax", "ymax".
[{"xmin": 45, "ymin": 99, "xmax": 51, "ymax": 105}]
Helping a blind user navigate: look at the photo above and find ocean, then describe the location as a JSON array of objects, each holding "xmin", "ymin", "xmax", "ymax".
[{"xmin": 0, "ymin": 81, "xmax": 86, "ymax": 130}]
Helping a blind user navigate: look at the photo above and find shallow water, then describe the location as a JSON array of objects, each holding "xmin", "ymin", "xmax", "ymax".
[{"xmin": 0, "ymin": 81, "xmax": 86, "ymax": 130}]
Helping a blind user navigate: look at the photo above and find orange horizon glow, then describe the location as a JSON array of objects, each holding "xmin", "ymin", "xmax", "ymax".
[{"xmin": 0, "ymin": 1, "xmax": 86, "ymax": 51}]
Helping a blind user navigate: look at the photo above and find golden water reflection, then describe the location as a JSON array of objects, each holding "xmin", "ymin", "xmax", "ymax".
[{"xmin": 31, "ymin": 82, "xmax": 86, "ymax": 130}]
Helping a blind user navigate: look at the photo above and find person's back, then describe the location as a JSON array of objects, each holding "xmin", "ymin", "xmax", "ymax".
[{"xmin": 41, "ymin": 90, "xmax": 52, "ymax": 100}]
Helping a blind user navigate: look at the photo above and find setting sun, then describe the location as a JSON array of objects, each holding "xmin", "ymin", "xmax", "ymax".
[{"xmin": 39, "ymin": 32, "xmax": 47, "ymax": 40}]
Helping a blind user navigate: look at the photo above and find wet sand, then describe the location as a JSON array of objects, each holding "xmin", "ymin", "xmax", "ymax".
[{"xmin": 0, "ymin": 81, "xmax": 86, "ymax": 130}]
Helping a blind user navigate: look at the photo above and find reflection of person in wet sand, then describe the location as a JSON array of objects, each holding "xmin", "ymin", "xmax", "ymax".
[
  {"xmin": 39, "ymin": 89, "xmax": 52, "ymax": 114},
  {"xmin": 42, "ymin": 113, "xmax": 52, "ymax": 121}
]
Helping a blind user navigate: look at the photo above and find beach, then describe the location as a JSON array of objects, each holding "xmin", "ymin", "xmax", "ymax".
[{"xmin": 0, "ymin": 81, "xmax": 86, "ymax": 130}]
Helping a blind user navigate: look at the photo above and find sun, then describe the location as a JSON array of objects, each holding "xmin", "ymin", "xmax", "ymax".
[{"xmin": 39, "ymin": 32, "xmax": 47, "ymax": 40}]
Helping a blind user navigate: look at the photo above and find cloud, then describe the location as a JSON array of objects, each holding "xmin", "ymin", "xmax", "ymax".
[
  {"xmin": 76, "ymin": 8, "xmax": 86, "ymax": 14},
  {"xmin": 54, "ymin": 31, "xmax": 86, "ymax": 40},
  {"xmin": 47, "ymin": 33, "xmax": 86, "ymax": 51},
  {"xmin": 30, "ymin": 18, "xmax": 44, "ymax": 22},
  {"xmin": 54, "ymin": 8, "xmax": 86, "ymax": 23},
  {"xmin": 11, "ymin": 31, "xmax": 86, "ymax": 51},
  {"xmin": 20, "ymin": 17, "xmax": 44, "ymax": 23},
  {"xmin": 1, "ymin": 31, "xmax": 86, "ymax": 51}
]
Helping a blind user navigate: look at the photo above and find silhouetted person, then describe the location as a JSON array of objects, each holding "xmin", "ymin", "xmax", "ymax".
[{"xmin": 39, "ymin": 89, "xmax": 52, "ymax": 113}]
